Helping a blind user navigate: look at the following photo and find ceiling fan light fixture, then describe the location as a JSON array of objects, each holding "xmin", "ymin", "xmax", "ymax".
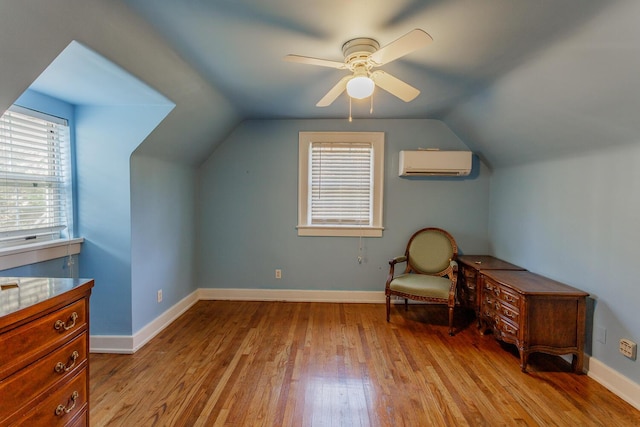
[{"xmin": 346, "ymin": 76, "xmax": 375, "ymax": 99}]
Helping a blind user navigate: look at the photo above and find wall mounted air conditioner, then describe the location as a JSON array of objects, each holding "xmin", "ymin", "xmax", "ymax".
[{"xmin": 399, "ymin": 150, "xmax": 472, "ymax": 176}]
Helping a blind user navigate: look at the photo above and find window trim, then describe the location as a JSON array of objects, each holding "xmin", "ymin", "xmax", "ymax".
[
  {"xmin": 0, "ymin": 237, "xmax": 83, "ymax": 271},
  {"xmin": 297, "ymin": 131, "xmax": 384, "ymax": 237}
]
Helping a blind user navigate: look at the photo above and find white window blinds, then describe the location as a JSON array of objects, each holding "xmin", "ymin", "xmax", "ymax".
[
  {"xmin": 309, "ymin": 141, "xmax": 373, "ymax": 226},
  {"xmin": 0, "ymin": 107, "xmax": 70, "ymax": 246}
]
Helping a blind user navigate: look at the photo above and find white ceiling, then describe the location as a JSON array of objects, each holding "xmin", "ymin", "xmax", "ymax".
[{"xmin": 2, "ymin": 0, "xmax": 639, "ymax": 167}]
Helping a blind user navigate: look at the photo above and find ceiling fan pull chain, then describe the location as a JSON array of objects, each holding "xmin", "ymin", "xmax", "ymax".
[
  {"xmin": 349, "ymin": 97, "xmax": 353, "ymax": 122},
  {"xmin": 370, "ymin": 93, "xmax": 374, "ymax": 114}
]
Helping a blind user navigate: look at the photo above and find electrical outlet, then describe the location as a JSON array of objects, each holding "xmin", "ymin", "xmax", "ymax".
[
  {"xmin": 275, "ymin": 269, "xmax": 282, "ymax": 279},
  {"xmin": 619, "ymin": 338, "xmax": 637, "ymax": 360},
  {"xmin": 157, "ymin": 289, "xmax": 163, "ymax": 303}
]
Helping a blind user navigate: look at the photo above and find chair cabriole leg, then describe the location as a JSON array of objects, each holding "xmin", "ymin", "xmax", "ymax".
[{"xmin": 386, "ymin": 295, "xmax": 390, "ymax": 322}]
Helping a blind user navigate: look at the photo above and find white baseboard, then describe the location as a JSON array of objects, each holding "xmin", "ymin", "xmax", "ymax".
[
  {"xmin": 88, "ymin": 288, "xmax": 640, "ymax": 413},
  {"xmin": 89, "ymin": 335, "xmax": 135, "ymax": 354},
  {"xmin": 89, "ymin": 290, "xmax": 199, "ymax": 354},
  {"xmin": 197, "ymin": 288, "xmax": 386, "ymax": 303},
  {"xmin": 585, "ymin": 356, "xmax": 640, "ymax": 411}
]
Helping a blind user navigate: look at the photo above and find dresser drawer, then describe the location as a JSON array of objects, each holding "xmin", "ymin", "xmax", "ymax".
[
  {"xmin": 66, "ymin": 409, "xmax": 88, "ymax": 427},
  {"xmin": 0, "ymin": 299, "xmax": 87, "ymax": 380},
  {"xmin": 0, "ymin": 333, "xmax": 87, "ymax": 425},
  {"xmin": 11, "ymin": 368, "xmax": 88, "ymax": 427}
]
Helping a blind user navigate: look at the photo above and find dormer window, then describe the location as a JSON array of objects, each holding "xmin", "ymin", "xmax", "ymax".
[{"xmin": 0, "ymin": 106, "xmax": 72, "ymax": 248}]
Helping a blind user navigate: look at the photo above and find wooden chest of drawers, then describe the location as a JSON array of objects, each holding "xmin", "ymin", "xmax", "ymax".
[
  {"xmin": 0, "ymin": 277, "xmax": 94, "ymax": 426},
  {"xmin": 457, "ymin": 255, "xmax": 524, "ymax": 319},
  {"xmin": 479, "ymin": 270, "xmax": 588, "ymax": 373}
]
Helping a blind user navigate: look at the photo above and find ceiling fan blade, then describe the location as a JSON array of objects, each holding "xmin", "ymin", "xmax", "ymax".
[
  {"xmin": 316, "ymin": 75, "xmax": 351, "ymax": 107},
  {"xmin": 284, "ymin": 54, "xmax": 347, "ymax": 69},
  {"xmin": 369, "ymin": 29, "xmax": 433, "ymax": 66},
  {"xmin": 371, "ymin": 70, "xmax": 420, "ymax": 102}
]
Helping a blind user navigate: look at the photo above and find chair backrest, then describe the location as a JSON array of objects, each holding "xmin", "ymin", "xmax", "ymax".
[{"xmin": 405, "ymin": 228, "xmax": 457, "ymax": 275}]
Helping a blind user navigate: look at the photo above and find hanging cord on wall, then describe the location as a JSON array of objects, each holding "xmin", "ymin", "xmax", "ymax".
[
  {"xmin": 356, "ymin": 142, "xmax": 369, "ymax": 264},
  {"xmin": 60, "ymin": 124, "xmax": 74, "ymax": 278}
]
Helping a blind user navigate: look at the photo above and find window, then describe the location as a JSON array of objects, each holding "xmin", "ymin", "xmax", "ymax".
[
  {"xmin": 0, "ymin": 106, "xmax": 72, "ymax": 248},
  {"xmin": 298, "ymin": 131, "xmax": 384, "ymax": 237}
]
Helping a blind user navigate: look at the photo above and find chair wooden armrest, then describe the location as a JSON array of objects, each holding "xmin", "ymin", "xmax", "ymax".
[
  {"xmin": 386, "ymin": 256, "xmax": 407, "ymax": 290},
  {"xmin": 389, "ymin": 255, "xmax": 407, "ymax": 266}
]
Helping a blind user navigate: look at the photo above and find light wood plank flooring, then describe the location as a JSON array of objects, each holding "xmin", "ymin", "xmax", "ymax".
[{"xmin": 90, "ymin": 301, "xmax": 640, "ymax": 426}]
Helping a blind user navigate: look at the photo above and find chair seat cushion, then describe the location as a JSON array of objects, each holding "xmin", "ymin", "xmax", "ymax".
[{"xmin": 389, "ymin": 274, "xmax": 451, "ymax": 299}]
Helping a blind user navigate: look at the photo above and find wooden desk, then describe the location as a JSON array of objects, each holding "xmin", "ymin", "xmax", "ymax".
[
  {"xmin": 457, "ymin": 255, "xmax": 525, "ymax": 319},
  {"xmin": 0, "ymin": 277, "xmax": 94, "ymax": 426},
  {"xmin": 479, "ymin": 270, "xmax": 588, "ymax": 373}
]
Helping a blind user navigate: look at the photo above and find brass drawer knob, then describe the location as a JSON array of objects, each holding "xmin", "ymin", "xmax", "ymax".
[{"xmin": 54, "ymin": 312, "xmax": 78, "ymax": 331}]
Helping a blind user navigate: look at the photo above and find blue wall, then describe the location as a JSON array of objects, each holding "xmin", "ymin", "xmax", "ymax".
[
  {"xmin": 489, "ymin": 144, "xmax": 640, "ymax": 383},
  {"xmin": 75, "ymin": 105, "xmax": 173, "ymax": 335},
  {"xmin": 130, "ymin": 154, "xmax": 198, "ymax": 333},
  {"xmin": 197, "ymin": 119, "xmax": 491, "ymax": 291}
]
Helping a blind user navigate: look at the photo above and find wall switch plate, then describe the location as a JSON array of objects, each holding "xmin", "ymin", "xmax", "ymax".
[
  {"xmin": 157, "ymin": 289, "xmax": 163, "ymax": 303},
  {"xmin": 619, "ymin": 338, "xmax": 637, "ymax": 360}
]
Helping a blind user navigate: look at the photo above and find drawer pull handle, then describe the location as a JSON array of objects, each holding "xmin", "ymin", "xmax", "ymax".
[
  {"xmin": 505, "ymin": 295, "xmax": 516, "ymax": 303},
  {"xmin": 55, "ymin": 391, "xmax": 79, "ymax": 416},
  {"xmin": 54, "ymin": 312, "xmax": 78, "ymax": 331},
  {"xmin": 54, "ymin": 351, "xmax": 80, "ymax": 373}
]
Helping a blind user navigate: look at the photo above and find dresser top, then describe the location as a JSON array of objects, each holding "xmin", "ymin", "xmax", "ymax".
[
  {"xmin": 458, "ymin": 255, "xmax": 525, "ymax": 271},
  {"xmin": 482, "ymin": 270, "xmax": 589, "ymax": 296},
  {"xmin": 0, "ymin": 277, "xmax": 94, "ymax": 319}
]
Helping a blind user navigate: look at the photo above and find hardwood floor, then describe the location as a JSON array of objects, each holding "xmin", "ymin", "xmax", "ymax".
[{"xmin": 90, "ymin": 301, "xmax": 640, "ymax": 426}]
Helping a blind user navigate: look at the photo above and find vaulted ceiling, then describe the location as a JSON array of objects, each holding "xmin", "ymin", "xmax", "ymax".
[{"xmin": 2, "ymin": 0, "xmax": 639, "ymax": 167}]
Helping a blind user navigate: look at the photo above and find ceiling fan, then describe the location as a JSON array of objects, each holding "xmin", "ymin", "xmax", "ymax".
[{"xmin": 284, "ymin": 29, "xmax": 433, "ymax": 107}]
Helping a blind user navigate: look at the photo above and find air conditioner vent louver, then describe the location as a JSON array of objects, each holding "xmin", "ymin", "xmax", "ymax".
[{"xmin": 399, "ymin": 150, "xmax": 472, "ymax": 177}]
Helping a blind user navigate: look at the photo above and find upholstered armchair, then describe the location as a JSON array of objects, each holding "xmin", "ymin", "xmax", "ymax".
[{"xmin": 385, "ymin": 227, "xmax": 459, "ymax": 335}]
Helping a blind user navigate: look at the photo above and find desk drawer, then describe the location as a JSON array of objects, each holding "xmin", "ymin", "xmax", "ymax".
[
  {"xmin": 462, "ymin": 267, "xmax": 477, "ymax": 283},
  {"xmin": 0, "ymin": 333, "xmax": 87, "ymax": 424},
  {"xmin": 0, "ymin": 299, "xmax": 87, "ymax": 379},
  {"xmin": 494, "ymin": 300, "xmax": 519, "ymax": 325},
  {"xmin": 495, "ymin": 317, "xmax": 518, "ymax": 341},
  {"xmin": 484, "ymin": 280, "xmax": 521, "ymax": 306}
]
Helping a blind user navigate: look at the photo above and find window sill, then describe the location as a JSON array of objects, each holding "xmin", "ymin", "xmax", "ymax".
[
  {"xmin": 0, "ymin": 238, "xmax": 84, "ymax": 271},
  {"xmin": 297, "ymin": 226, "xmax": 383, "ymax": 237}
]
